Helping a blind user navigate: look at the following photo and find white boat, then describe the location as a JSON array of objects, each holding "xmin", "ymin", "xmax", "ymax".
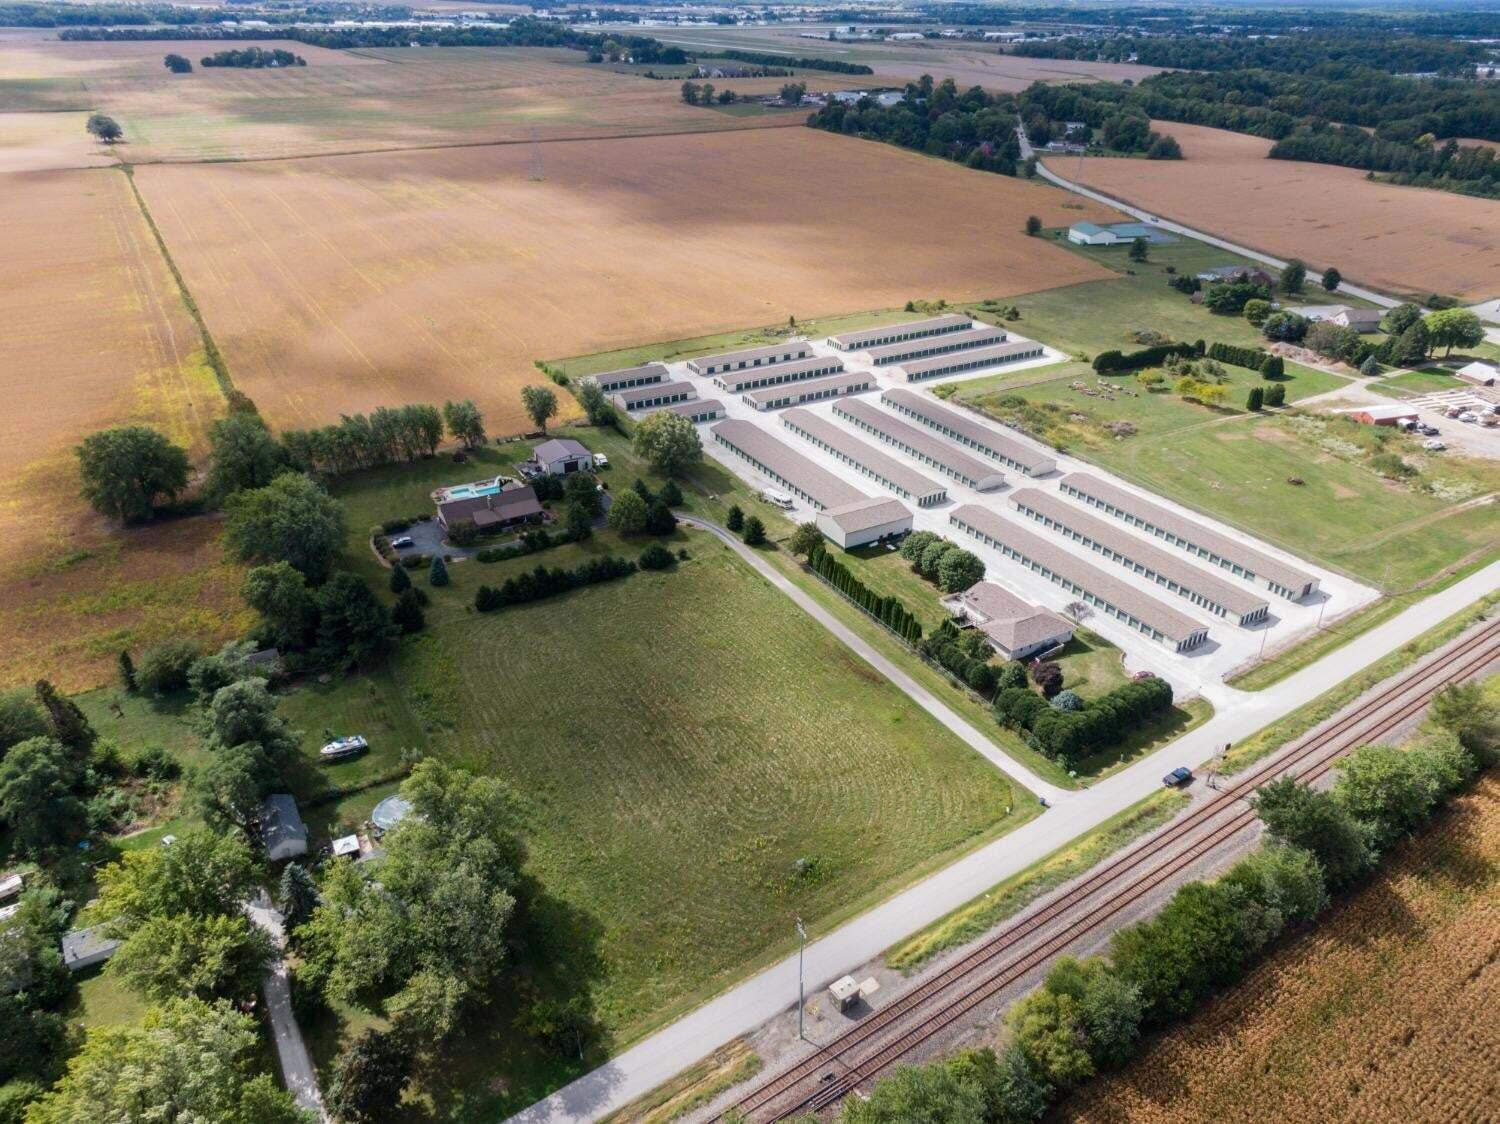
[{"xmin": 320, "ymin": 735, "xmax": 368, "ymax": 762}]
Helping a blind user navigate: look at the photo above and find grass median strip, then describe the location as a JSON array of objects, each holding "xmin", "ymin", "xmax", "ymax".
[
  {"xmin": 1222, "ymin": 588, "xmax": 1500, "ymax": 775},
  {"xmin": 885, "ymin": 788, "xmax": 1190, "ymax": 973},
  {"xmin": 602, "ymin": 1042, "xmax": 762, "ymax": 1124}
]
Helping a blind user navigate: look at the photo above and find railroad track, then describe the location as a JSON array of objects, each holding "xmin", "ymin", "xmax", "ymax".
[{"xmin": 722, "ymin": 616, "xmax": 1500, "ymax": 1122}]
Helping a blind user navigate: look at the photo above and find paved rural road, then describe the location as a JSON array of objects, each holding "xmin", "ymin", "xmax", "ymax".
[
  {"xmin": 248, "ymin": 894, "xmax": 328, "ymax": 1122},
  {"xmin": 508, "ymin": 525, "xmax": 1500, "ymax": 1124},
  {"xmin": 1014, "ymin": 127, "xmax": 1400, "ymax": 311}
]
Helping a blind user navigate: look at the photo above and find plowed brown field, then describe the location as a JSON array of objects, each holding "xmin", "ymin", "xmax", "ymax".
[
  {"xmin": 135, "ymin": 127, "xmax": 1117, "ymax": 435},
  {"xmin": 0, "ymin": 167, "xmax": 247, "ymax": 690},
  {"xmin": 1059, "ymin": 773, "xmax": 1500, "ymax": 1124},
  {"xmin": 1048, "ymin": 122, "xmax": 1500, "ymax": 301}
]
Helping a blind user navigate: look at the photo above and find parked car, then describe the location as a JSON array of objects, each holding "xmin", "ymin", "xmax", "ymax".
[
  {"xmin": 1162, "ymin": 766, "xmax": 1194, "ymax": 788},
  {"xmin": 1459, "ymin": 411, "xmax": 1479, "ymax": 423},
  {"xmin": 320, "ymin": 735, "xmax": 369, "ymax": 762},
  {"xmin": 1423, "ymin": 438, "xmax": 1446, "ymax": 451},
  {"xmin": 390, "ymin": 535, "xmax": 414, "ymax": 549},
  {"xmin": 593, "ymin": 452, "xmax": 610, "ymax": 468},
  {"xmin": 1419, "ymin": 424, "xmax": 1440, "ymax": 436},
  {"xmin": 1445, "ymin": 406, "xmax": 1464, "ymax": 418}
]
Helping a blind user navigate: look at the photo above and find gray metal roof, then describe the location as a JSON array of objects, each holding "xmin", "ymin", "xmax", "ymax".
[
  {"xmin": 533, "ymin": 438, "xmax": 591, "ymax": 463},
  {"xmin": 1060, "ymin": 472, "xmax": 1316, "ymax": 594},
  {"xmin": 742, "ymin": 370, "xmax": 871, "ymax": 407},
  {"xmin": 866, "ymin": 325, "xmax": 1007, "ymax": 366},
  {"xmin": 612, "ymin": 379, "xmax": 696, "ymax": 406},
  {"xmin": 782, "ymin": 408, "xmax": 946, "ymax": 503},
  {"xmin": 712, "ymin": 420, "xmax": 867, "ymax": 510},
  {"xmin": 1010, "ymin": 488, "xmax": 1269, "ymax": 619},
  {"xmin": 828, "ymin": 314, "xmax": 972, "ymax": 350},
  {"xmin": 831, "ymin": 399, "xmax": 1005, "ymax": 490},
  {"xmin": 712, "ymin": 355, "xmax": 845, "ymax": 393},
  {"xmin": 688, "ymin": 341, "xmax": 811, "ymax": 373},
  {"xmin": 949, "ymin": 504, "xmax": 1207, "ymax": 644},
  {"xmin": 889, "ymin": 338, "xmax": 1043, "ymax": 380},
  {"xmin": 586, "ymin": 362, "xmax": 668, "ymax": 391},
  {"xmin": 261, "ymin": 793, "xmax": 307, "ymax": 854},
  {"xmin": 62, "ymin": 926, "xmax": 121, "ymax": 970},
  {"xmin": 881, "ymin": 388, "xmax": 1055, "ymax": 474},
  {"xmin": 665, "ymin": 398, "xmax": 724, "ymax": 418},
  {"xmin": 820, "ymin": 496, "xmax": 912, "ymax": 534}
]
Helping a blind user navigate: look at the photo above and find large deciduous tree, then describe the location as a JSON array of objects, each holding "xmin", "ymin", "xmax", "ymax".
[
  {"xmin": 1422, "ymin": 308, "xmax": 1483, "ymax": 356},
  {"xmin": 442, "ymin": 399, "xmax": 486, "ymax": 449},
  {"xmin": 631, "ymin": 410, "xmax": 702, "ymax": 477},
  {"xmin": 224, "ymin": 473, "xmax": 344, "ymax": 583},
  {"xmin": 204, "ymin": 414, "xmax": 286, "ymax": 501},
  {"xmin": 0, "ymin": 738, "xmax": 81, "ymax": 857},
  {"xmin": 521, "ymin": 385, "xmax": 558, "ymax": 433},
  {"xmin": 76, "ymin": 426, "xmax": 191, "ymax": 524},
  {"xmin": 25, "ymin": 998, "xmax": 309, "ymax": 1124}
]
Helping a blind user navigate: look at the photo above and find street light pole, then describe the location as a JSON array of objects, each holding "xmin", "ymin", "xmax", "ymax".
[{"xmin": 795, "ymin": 917, "xmax": 807, "ymax": 1040}]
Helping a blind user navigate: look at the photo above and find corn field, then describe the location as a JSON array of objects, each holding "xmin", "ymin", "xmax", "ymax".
[{"xmin": 1059, "ymin": 775, "xmax": 1500, "ymax": 1123}]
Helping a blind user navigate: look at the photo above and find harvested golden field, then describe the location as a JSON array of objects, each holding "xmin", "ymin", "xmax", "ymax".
[
  {"xmin": 135, "ymin": 127, "xmax": 1116, "ymax": 435},
  {"xmin": 0, "ymin": 110, "xmax": 113, "ymax": 172},
  {"xmin": 1059, "ymin": 773, "xmax": 1500, "ymax": 1124},
  {"xmin": 0, "ymin": 167, "xmax": 244, "ymax": 690},
  {"xmin": 0, "ymin": 40, "xmax": 807, "ymax": 162},
  {"xmin": 1049, "ymin": 122, "xmax": 1500, "ymax": 301}
]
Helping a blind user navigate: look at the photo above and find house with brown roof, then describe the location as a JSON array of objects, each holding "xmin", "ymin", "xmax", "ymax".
[
  {"xmin": 942, "ymin": 582, "xmax": 1074, "ymax": 661},
  {"xmin": 436, "ymin": 484, "xmax": 543, "ymax": 530}
]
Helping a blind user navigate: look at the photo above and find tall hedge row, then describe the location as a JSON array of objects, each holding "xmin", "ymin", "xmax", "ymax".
[
  {"xmin": 1207, "ymin": 340, "xmax": 1270, "ymax": 371},
  {"xmin": 1093, "ymin": 342, "xmax": 1198, "ymax": 374},
  {"xmin": 995, "ymin": 676, "xmax": 1174, "ymax": 764},
  {"xmin": 810, "ymin": 547, "xmax": 923, "ymax": 644}
]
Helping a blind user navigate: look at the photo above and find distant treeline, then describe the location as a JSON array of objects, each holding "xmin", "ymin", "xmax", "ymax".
[
  {"xmin": 809, "ymin": 76, "xmax": 1022, "ymax": 176},
  {"xmin": 60, "ymin": 15, "xmax": 688, "ymax": 63},
  {"xmin": 1015, "ymin": 32, "xmax": 1491, "ymax": 77},
  {"xmin": 1020, "ymin": 82, "xmax": 1181, "ymax": 157},
  {"xmin": 201, "ymin": 47, "xmax": 305, "ymax": 68},
  {"xmin": 1014, "ymin": 66, "xmax": 1500, "ymax": 198},
  {"xmin": 697, "ymin": 49, "xmax": 872, "ymax": 76},
  {"xmin": 3, "ymin": 2, "xmax": 409, "ymax": 27}
]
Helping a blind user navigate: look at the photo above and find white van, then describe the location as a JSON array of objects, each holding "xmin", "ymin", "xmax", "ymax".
[{"xmin": 764, "ymin": 491, "xmax": 795, "ymax": 510}]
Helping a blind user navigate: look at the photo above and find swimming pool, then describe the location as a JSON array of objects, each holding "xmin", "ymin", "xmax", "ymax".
[{"xmin": 434, "ymin": 476, "xmax": 506, "ymax": 503}]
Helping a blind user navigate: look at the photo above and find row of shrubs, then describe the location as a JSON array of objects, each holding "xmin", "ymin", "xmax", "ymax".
[
  {"xmin": 995, "ymin": 676, "xmax": 1174, "ymax": 765},
  {"xmin": 1206, "ymin": 340, "xmax": 1271, "ymax": 372},
  {"xmin": 472, "ymin": 547, "xmax": 681, "ymax": 611},
  {"xmin": 474, "ymin": 527, "xmax": 570, "ymax": 564},
  {"xmin": 918, "ymin": 619, "xmax": 1022, "ymax": 697},
  {"xmin": 809, "ymin": 546, "xmax": 923, "ymax": 644},
  {"xmin": 1092, "ymin": 342, "xmax": 1199, "ymax": 374},
  {"xmin": 845, "ymin": 688, "xmax": 1491, "ymax": 1124}
]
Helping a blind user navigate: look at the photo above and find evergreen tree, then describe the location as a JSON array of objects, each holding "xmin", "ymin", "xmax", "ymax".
[
  {"xmin": 392, "ymin": 589, "xmax": 426, "ymax": 634},
  {"xmin": 1264, "ymin": 383, "xmax": 1286, "ymax": 407},
  {"xmin": 1246, "ymin": 386, "xmax": 1264, "ymax": 411},
  {"xmin": 1393, "ymin": 319, "xmax": 1430, "ymax": 366},
  {"xmin": 119, "ymin": 650, "xmax": 137, "ymax": 693},
  {"xmin": 1320, "ymin": 266, "xmax": 1341, "ymax": 291},
  {"xmin": 428, "ymin": 555, "xmax": 450, "ymax": 588},
  {"xmin": 33, "ymin": 679, "xmax": 95, "ymax": 755},
  {"xmin": 277, "ymin": 863, "xmax": 319, "ymax": 932},
  {"xmin": 741, "ymin": 516, "xmax": 766, "ymax": 546},
  {"xmin": 725, "ymin": 504, "xmax": 744, "ymax": 532},
  {"xmin": 1358, "ymin": 354, "xmax": 1380, "ymax": 377},
  {"xmin": 389, "ymin": 563, "xmax": 411, "ymax": 595}
]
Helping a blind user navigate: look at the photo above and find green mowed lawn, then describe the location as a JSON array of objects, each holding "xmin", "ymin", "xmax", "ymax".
[
  {"xmin": 1004, "ymin": 232, "xmax": 1307, "ymax": 359},
  {"xmin": 1372, "ymin": 368, "xmax": 1470, "ymax": 396},
  {"xmin": 389, "ymin": 542, "xmax": 1025, "ymax": 1052},
  {"xmin": 1091, "ymin": 416, "xmax": 1500, "ymax": 590}
]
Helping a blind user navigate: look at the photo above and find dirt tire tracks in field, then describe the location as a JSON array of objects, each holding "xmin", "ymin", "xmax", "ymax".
[
  {"xmin": 119, "ymin": 117, "xmax": 807, "ymax": 169},
  {"xmin": 120, "ymin": 164, "xmax": 245, "ymax": 412}
]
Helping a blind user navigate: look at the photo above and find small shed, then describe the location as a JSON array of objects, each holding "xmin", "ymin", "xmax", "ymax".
[
  {"xmin": 261, "ymin": 793, "xmax": 308, "ymax": 862},
  {"xmin": 828, "ymin": 975, "xmax": 860, "ymax": 1011},
  {"xmin": 1456, "ymin": 361, "xmax": 1498, "ymax": 387},
  {"xmin": 62, "ymin": 926, "xmax": 121, "ymax": 973},
  {"xmin": 332, "ymin": 834, "xmax": 361, "ymax": 858},
  {"xmin": 1346, "ymin": 404, "xmax": 1419, "ymax": 427},
  {"xmin": 531, "ymin": 438, "xmax": 593, "ymax": 476}
]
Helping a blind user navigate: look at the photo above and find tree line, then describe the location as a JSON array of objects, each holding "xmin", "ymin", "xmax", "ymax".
[
  {"xmin": 807, "ymin": 546, "xmax": 924, "ymax": 645},
  {"xmin": 200, "ymin": 46, "xmax": 305, "ymax": 68},
  {"xmin": 839, "ymin": 680, "xmax": 1495, "ymax": 1122},
  {"xmin": 1019, "ymin": 83, "xmax": 1183, "ymax": 159},
  {"xmin": 995, "ymin": 675, "xmax": 1174, "ymax": 766},
  {"xmin": 808, "ymin": 74, "xmax": 1023, "ymax": 177}
]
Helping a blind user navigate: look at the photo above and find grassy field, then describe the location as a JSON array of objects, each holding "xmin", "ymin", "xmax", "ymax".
[
  {"xmin": 1059, "ymin": 769, "xmax": 1500, "ymax": 1123},
  {"xmin": 886, "ymin": 788, "xmax": 1189, "ymax": 972}
]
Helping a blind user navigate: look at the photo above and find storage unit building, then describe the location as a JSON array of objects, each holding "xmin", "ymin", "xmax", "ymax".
[
  {"xmin": 585, "ymin": 362, "xmax": 668, "ymax": 393},
  {"xmin": 828, "ymin": 314, "xmax": 972, "ymax": 352},
  {"xmin": 665, "ymin": 398, "xmax": 725, "ymax": 422},
  {"xmin": 688, "ymin": 341, "xmax": 811, "ymax": 377},
  {"xmin": 881, "ymin": 388, "xmax": 1055, "ymax": 476},
  {"xmin": 1009, "ymin": 488, "xmax": 1269, "ymax": 625},
  {"xmin": 712, "ymin": 355, "xmax": 845, "ymax": 394},
  {"xmin": 949, "ymin": 504, "xmax": 1210, "ymax": 651},
  {"xmin": 866, "ymin": 325, "xmax": 1007, "ymax": 367},
  {"xmin": 782, "ymin": 408, "xmax": 947, "ymax": 507},
  {"xmin": 743, "ymin": 370, "xmax": 872, "ymax": 411},
  {"xmin": 1059, "ymin": 473, "xmax": 1319, "ymax": 600},
  {"xmin": 832, "ymin": 399, "xmax": 1006, "ymax": 491},
  {"xmin": 611, "ymin": 380, "xmax": 695, "ymax": 412},
  {"xmin": 889, "ymin": 339, "xmax": 1046, "ymax": 382},
  {"xmin": 711, "ymin": 420, "xmax": 866, "ymax": 511}
]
